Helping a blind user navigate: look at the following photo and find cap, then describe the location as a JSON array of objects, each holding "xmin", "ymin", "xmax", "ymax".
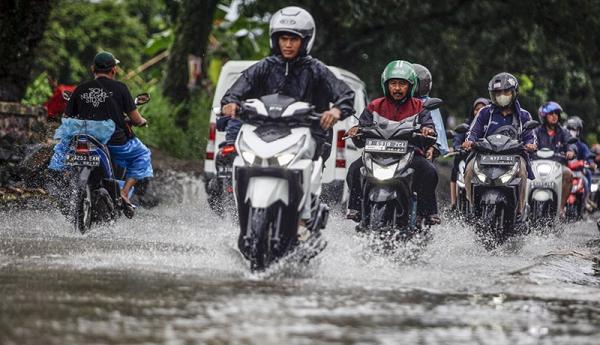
[{"xmin": 93, "ymin": 51, "xmax": 120, "ymax": 70}]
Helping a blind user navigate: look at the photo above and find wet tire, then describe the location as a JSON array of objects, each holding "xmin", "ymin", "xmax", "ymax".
[
  {"xmin": 479, "ymin": 203, "xmax": 506, "ymax": 249},
  {"xmin": 74, "ymin": 184, "xmax": 92, "ymax": 234},
  {"xmin": 247, "ymin": 207, "xmax": 272, "ymax": 272}
]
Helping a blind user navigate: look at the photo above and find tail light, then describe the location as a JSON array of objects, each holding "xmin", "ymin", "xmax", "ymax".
[
  {"xmin": 335, "ymin": 130, "xmax": 346, "ymax": 168},
  {"xmin": 206, "ymin": 122, "xmax": 216, "ymax": 160},
  {"xmin": 75, "ymin": 139, "xmax": 90, "ymax": 154},
  {"xmin": 221, "ymin": 145, "xmax": 236, "ymax": 155}
]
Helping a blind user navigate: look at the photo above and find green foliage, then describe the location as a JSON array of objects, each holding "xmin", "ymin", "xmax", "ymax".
[
  {"xmin": 21, "ymin": 72, "xmax": 52, "ymax": 106},
  {"xmin": 131, "ymin": 84, "xmax": 211, "ymax": 160}
]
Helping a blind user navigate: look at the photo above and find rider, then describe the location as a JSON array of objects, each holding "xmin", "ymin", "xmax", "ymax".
[
  {"xmin": 535, "ymin": 101, "xmax": 576, "ymax": 214},
  {"xmin": 449, "ymin": 97, "xmax": 490, "ymax": 209},
  {"xmin": 566, "ymin": 116, "xmax": 596, "ymax": 207},
  {"xmin": 56, "ymin": 51, "xmax": 152, "ymax": 206},
  {"xmin": 345, "ymin": 60, "xmax": 440, "ymax": 225},
  {"xmin": 462, "ymin": 72, "xmax": 537, "ymax": 220},
  {"xmin": 220, "ymin": 6, "xmax": 355, "ymax": 161},
  {"xmin": 412, "ymin": 63, "xmax": 449, "ymax": 158}
]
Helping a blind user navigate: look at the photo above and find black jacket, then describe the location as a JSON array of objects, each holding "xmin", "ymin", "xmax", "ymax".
[{"xmin": 221, "ymin": 55, "xmax": 355, "ymax": 117}]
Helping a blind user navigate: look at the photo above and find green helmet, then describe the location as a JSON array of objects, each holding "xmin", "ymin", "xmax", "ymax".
[{"xmin": 380, "ymin": 60, "xmax": 418, "ymax": 98}]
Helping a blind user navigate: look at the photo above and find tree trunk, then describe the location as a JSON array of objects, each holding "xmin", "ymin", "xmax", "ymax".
[
  {"xmin": 164, "ymin": 0, "xmax": 218, "ymax": 127},
  {"xmin": 0, "ymin": 0, "xmax": 53, "ymax": 102}
]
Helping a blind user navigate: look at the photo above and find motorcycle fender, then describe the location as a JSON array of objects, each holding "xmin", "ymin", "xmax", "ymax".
[
  {"xmin": 368, "ymin": 186, "xmax": 398, "ymax": 202},
  {"xmin": 245, "ymin": 176, "xmax": 289, "ymax": 208},
  {"xmin": 480, "ymin": 189, "xmax": 508, "ymax": 206},
  {"xmin": 77, "ymin": 167, "xmax": 92, "ymax": 186},
  {"xmin": 532, "ymin": 189, "xmax": 553, "ymax": 202}
]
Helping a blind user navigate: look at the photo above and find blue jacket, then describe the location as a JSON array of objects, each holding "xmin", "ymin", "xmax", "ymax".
[
  {"xmin": 466, "ymin": 100, "xmax": 537, "ymax": 179},
  {"xmin": 534, "ymin": 125, "xmax": 576, "ymax": 154},
  {"xmin": 575, "ymin": 140, "xmax": 594, "ymax": 162}
]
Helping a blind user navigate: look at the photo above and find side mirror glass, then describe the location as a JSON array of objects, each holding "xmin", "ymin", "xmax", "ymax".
[
  {"xmin": 423, "ymin": 97, "xmax": 443, "ymax": 110},
  {"xmin": 454, "ymin": 123, "xmax": 470, "ymax": 134},
  {"xmin": 62, "ymin": 90, "xmax": 72, "ymax": 101},
  {"xmin": 134, "ymin": 93, "xmax": 151, "ymax": 106},
  {"xmin": 523, "ymin": 120, "xmax": 540, "ymax": 130}
]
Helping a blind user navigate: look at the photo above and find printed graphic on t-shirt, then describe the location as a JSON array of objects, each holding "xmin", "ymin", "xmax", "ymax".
[{"xmin": 81, "ymin": 88, "xmax": 112, "ymax": 107}]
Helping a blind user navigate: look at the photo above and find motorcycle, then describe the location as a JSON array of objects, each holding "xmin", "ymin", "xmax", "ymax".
[
  {"xmin": 527, "ymin": 147, "xmax": 571, "ymax": 227},
  {"xmin": 353, "ymin": 98, "xmax": 441, "ymax": 241},
  {"xmin": 565, "ymin": 159, "xmax": 590, "ymax": 221},
  {"xmin": 206, "ymin": 140, "xmax": 238, "ymax": 218},
  {"xmin": 455, "ymin": 120, "xmax": 539, "ymax": 248},
  {"xmin": 57, "ymin": 91, "xmax": 150, "ymax": 234},
  {"xmin": 228, "ymin": 94, "xmax": 329, "ymax": 271}
]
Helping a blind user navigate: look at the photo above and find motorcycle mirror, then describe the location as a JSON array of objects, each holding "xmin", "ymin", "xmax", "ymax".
[
  {"xmin": 523, "ymin": 120, "xmax": 540, "ymax": 130},
  {"xmin": 454, "ymin": 123, "xmax": 470, "ymax": 134},
  {"xmin": 423, "ymin": 97, "xmax": 443, "ymax": 110},
  {"xmin": 567, "ymin": 137, "xmax": 578, "ymax": 144},
  {"xmin": 446, "ymin": 129, "xmax": 456, "ymax": 139},
  {"xmin": 62, "ymin": 90, "xmax": 72, "ymax": 101},
  {"xmin": 134, "ymin": 93, "xmax": 151, "ymax": 106}
]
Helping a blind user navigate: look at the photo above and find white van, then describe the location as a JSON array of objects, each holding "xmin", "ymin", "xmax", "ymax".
[{"xmin": 203, "ymin": 60, "xmax": 367, "ymax": 204}]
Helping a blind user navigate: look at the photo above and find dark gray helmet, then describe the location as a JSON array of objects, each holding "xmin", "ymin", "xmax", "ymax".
[
  {"xmin": 566, "ymin": 116, "xmax": 584, "ymax": 131},
  {"xmin": 269, "ymin": 6, "xmax": 315, "ymax": 55},
  {"xmin": 488, "ymin": 72, "xmax": 519, "ymax": 107},
  {"xmin": 412, "ymin": 63, "xmax": 432, "ymax": 98}
]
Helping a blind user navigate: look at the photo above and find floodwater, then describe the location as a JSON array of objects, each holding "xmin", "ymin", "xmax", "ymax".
[{"xmin": 1, "ymin": 177, "xmax": 600, "ymax": 345}]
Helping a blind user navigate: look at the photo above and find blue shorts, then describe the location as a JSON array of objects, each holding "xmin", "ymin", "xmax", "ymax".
[{"xmin": 108, "ymin": 138, "xmax": 153, "ymax": 180}]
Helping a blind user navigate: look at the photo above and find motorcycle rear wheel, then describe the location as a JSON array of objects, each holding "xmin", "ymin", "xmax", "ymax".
[{"xmin": 74, "ymin": 184, "xmax": 92, "ymax": 234}]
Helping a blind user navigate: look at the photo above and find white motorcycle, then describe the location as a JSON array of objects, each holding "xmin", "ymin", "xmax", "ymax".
[
  {"xmin": 527, "ymin": 148, "xmax": 567, "ymax": 227},
  {"xmin": 227, "ymin": 94, "xmax": 329, "ymax": 271}
]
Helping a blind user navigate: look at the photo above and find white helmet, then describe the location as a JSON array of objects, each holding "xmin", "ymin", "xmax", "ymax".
[{"xmin": 269, "ymin": 6, "xmax": 316, "ymax": 55}]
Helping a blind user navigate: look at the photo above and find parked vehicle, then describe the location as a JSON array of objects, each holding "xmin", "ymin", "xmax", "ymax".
[{"xmin": 204, "ymin": 61, "xmax": 368, "ymax": 213}]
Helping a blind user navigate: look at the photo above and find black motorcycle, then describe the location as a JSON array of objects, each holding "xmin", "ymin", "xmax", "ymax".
[
  {"xmin": 353, "ymin": 98, "xmax": 440, "ymax": 241},
  {"xmin": 56, "ymin": 91, "xmax": 150, "ymax": 234},
  {"xmin": 455, "ymin": 120, "xmax": 539, "ymax": 248},
  {"xmin": 206, "ymin": 140, "xmax": 238, "ymax": 218}
]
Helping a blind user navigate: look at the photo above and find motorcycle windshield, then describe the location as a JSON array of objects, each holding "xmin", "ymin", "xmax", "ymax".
[
  {"xmin": 480, "ymin": 133, "xmax": 522, "ymax": 153},
  {"xmin": 364, "ymin": 113, "xmax": 418, "ymax": 140}
]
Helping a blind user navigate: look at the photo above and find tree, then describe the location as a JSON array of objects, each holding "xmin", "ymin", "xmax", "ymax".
[
  {"xmin": 0, "ymin": 0, "xmax": 53, "ymax": 102},
  {"xmin": 163, "ymin": 0, "xmax": 219, "ymax": 111}
]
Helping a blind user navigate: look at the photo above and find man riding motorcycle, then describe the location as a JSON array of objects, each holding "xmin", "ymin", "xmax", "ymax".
[
  {"xmin": 345, "ymin": 60, "xmax": 440, "ymax": 225},
  {"xmin": 462, "ymin": 72, "xmax": 537, "ymax": 220},
  {"xmin": 534, "ymin": 101, "xmax": 576, "ymax": 215},
  {"xmin": 49, "ymin": 51, "xmax": 153, "ymax": 211},
  {"xmin": 412, "ymin": 63, "xmax": 449, "ymax": 158},
  {"xmin": 449, "ymin": 97, "xmax": 490, "ymax": 209},
  {"xmin": 566, "ymin": 115, "xmax": 596, "ymax": 209},
  {"xmin": 219, "ymin": 6, "xmax": 355, "ymax": 231},
  {"xmin": 220, "ymin": 6, "xmax": 355, "ymax": 161}
]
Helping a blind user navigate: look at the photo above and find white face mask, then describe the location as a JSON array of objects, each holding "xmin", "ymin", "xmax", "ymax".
[
  {"xmin": 569, "ymin": 129, "xmax": 579, "ymax": 138},
  {"xmin": 495, "ymin": 94, "xmax": 512, "ymax": 107}
]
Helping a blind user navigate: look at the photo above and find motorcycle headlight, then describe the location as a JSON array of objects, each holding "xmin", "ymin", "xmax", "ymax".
[
  {"xmin": 274, "ymin": 136, "xmax": 306, "ymax": 167},
  {"xmin": 474, "ymin": 160, "xmax": 488, "ymax": 183},
  {"xmin": 499, "ymin": 162, "xmax": 519, "ymax": 184},
  {"xmin": 238, "ymin": 133, "xmax": 257, "ymax": 165},
  {"xmin": 535, "ymin": 163, "xmax": 553, "ymax": 178},
  {"xmin": 372, "ymin": 161, "xmax": 398, "ymax": 180}
]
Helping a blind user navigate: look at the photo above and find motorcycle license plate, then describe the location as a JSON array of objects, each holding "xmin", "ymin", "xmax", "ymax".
[
  {"xmin": 365, "ymin": 139, "xmax": 408, "ymax": 154},
  {"xmin": 65, "ymin": 154, "xmax": 100, "ymax": 167},
  {"xmin": 480, "ymin": 155, "xmax": 516, "ymax": 166},
  {"xmin": 532, "ymin": 181, "xmax": 555, "ymax": 189}
]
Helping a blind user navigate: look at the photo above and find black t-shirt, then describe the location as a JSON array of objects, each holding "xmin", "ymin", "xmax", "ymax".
[{"xmin": 65, "ymin": 76, "xmax": 136, "ymax": 145}]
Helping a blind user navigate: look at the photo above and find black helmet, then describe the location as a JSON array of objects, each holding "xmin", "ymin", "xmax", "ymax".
[
  {"xmin": 412, "ymin": 63, "xmax": 432, "ymax": 98},
  {"xmin": 488, "ymin": 72, "xmax": 519, "ymax": 107}
]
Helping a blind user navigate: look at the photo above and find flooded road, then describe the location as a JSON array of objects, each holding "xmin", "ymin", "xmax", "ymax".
[{"xmin": 1, "ymin": 179, "xmax": 600, "ymax": 344}]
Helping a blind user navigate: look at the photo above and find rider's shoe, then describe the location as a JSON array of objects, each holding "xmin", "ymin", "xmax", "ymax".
[
  {"xmin": 121, "ymin": 197, "xmax": 136, "ymax": 219},
  {"xmin": 424, "ymin": 214, "xmax": 441, "ymax": 225},
  {"xmin": 346, "ymin": 209, "xmax": 361, "ymax": 223},
  {"xmin": 298, "ymin": 220, "xmax": 311, "ymax": 242}
]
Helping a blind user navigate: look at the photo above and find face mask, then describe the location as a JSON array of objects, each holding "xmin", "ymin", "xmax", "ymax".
[
  {"xmin": 495, "ymin": 94, "xmax": 512, "ymax": 107},
  {"xmin": 569, "ymin": 129, "xmax": 579, "ymax": 138}
]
